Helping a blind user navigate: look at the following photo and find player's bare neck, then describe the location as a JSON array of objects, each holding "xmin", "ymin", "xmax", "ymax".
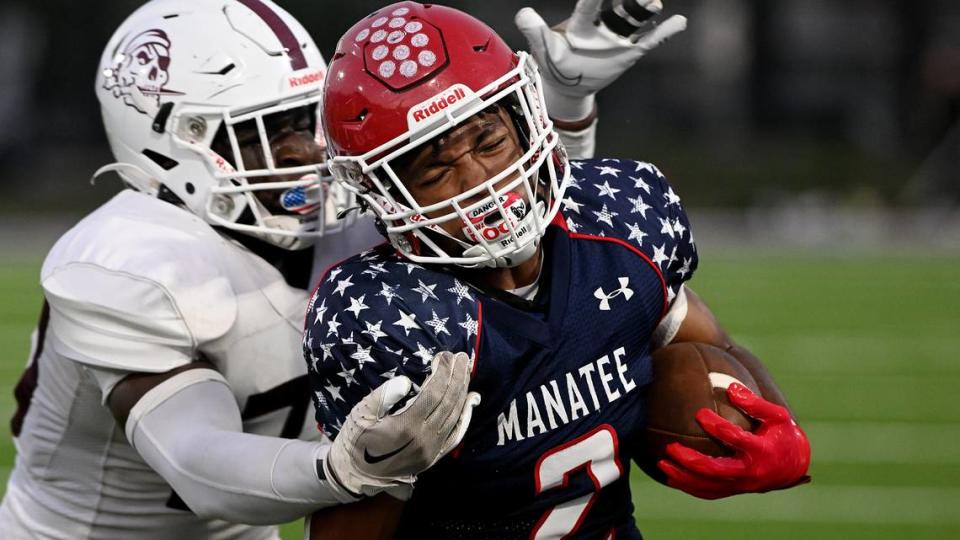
[{"xmin": 463, "ymin": 248, "xmax": 542, "ymax": 292}]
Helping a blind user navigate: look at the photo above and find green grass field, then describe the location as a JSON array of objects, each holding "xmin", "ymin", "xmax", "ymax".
[{"xmin": 2, "ymin": 251, "xmax": 958, "ymax": 539}]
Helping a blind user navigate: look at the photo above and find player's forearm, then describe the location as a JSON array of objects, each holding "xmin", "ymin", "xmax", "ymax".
[
  {"xmin": 670, "ymin": 288, "xmax": 792, "ymax": 412},
  {"xmin": 722, "ymin": 343, "xmax": 791, "ymax": 413},
  {"xmin": 125, "ymin": 369, "xmax": 351, "ymax": 524}
]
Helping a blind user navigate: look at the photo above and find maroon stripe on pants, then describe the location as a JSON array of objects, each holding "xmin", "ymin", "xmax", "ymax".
[{"xmin": 237, "ymin": 0, "xmax": 307, "ymax": 70}]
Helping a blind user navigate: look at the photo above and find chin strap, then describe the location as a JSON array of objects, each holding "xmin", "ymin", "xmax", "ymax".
[
  {"xmin": 460, "ymin": 207, "xmax": 543, "ymax": 268},
  {"xmin": 459, "ymin": 196, "xmax": 545, "ymax": 268},
  {"xmin": 226, "ymin": 178, "xmax": 326, "ymax": 251},
  {"xmin": 374, "ymin": 189, "xmax": 546, "ymax": 268},
  {"xmin": 256, "ymin": 215, "xmax": 317, "ymax": 250},
  {"xmin": 396, "ymin": 199, "xmax": 546, "ymax": 269}
]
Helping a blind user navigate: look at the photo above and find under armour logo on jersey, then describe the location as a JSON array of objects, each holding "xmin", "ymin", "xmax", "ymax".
[{"xmin": 594, "ymin": 277, "xmax": 634, "ymax": 311}]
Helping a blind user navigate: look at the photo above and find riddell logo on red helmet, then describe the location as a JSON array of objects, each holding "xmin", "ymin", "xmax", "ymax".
[
  {"xmin": 411, "ymin": 87, "xmax": 464, "ymax": 122},
  {"xmin": 287, "ymin": 68, "xmax": 325, "ymax": 89},
  {"xmin": 406, "ymin": 84, "xmax": 475, "ymax": 130}
]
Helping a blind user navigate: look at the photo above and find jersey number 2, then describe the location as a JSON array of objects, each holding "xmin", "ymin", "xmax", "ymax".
[{"xmin": 531, "ymin": 424, "xmax": 623, "ymax": 539}]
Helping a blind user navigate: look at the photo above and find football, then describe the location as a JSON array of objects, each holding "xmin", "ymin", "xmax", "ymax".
[{"xmin": 638, "ymin": 342, "xmax": 761, "ymax": 483}]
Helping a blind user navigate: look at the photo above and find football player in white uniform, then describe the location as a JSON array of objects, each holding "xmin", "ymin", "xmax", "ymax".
[
  {"xmin": 0, "ymin": 1, "xmax": 477, "ymax": 539},
  {"xmin": 1, "ymin": 0, "xmax": 685, "ymax": 538}
]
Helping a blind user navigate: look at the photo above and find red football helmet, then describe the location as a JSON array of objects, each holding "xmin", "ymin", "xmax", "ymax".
[{"xmin": 323, "ymin": 1, "xmax": 569, "ymax": 268}]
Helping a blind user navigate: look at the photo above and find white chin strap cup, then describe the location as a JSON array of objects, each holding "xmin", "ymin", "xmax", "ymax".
[{"xmin": 460, "ymin": 208, "xmax": 543, "ymax": 269}]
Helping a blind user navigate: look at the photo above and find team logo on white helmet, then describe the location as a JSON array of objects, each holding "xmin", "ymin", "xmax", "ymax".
[{"xmin": 102, "ymin": 29, "xmax": 183, "ymax": 115}]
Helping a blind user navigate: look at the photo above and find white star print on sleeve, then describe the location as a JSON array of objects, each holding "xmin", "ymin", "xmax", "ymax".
[
  {"xmin": 304, "ymin": 246, "xmax": 483, "ymax": 440},
  {"xmin": 558, "ymin": 158, "xmax": 698, "ymax": 312}
]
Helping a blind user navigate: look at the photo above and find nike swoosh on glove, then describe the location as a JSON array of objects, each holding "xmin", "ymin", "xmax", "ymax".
[
  {"xmin": 657, "ymin": 382, "xmax": 811, "ymax": 500},
  {"xmin": 324, "ymin": 351, "xmax": 480, "ymax": 501}
]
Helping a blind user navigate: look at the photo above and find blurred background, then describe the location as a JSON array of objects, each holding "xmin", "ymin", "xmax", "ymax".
[{"xmin": 1, "ymin": 0, "xmax": 958, "ymax": 538}]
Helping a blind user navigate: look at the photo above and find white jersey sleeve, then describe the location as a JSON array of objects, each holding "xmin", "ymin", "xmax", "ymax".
[
  {"xmin": 123, "ymin": 368, "xmax": 350, "ymax": 524},
  {"xmin": 41, "ymin": 190, "xmax": 238, "ymax": 375},
  {"xmin": 652, "ymin": 285, "xmax": 688, "ymax": 349},
  {"xmin": 44, "ymin": 264, "xmax": 203, "ymax": 374}
]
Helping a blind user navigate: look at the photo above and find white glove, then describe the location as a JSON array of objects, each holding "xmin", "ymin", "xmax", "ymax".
[
  {"xmin": 515, "ymin": 0, "xmax": 687, "ymax": 122},
  {"xmin": 323, "ymin": 351, "xmax": 481, "ymax": 501}
]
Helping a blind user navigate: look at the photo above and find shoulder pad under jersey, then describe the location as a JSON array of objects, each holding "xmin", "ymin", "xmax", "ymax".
[
  {"xmin": 303, "ymin": 245, "xmax": 481, "ymax": 437},
  {"xmin": 42, "ymin": 190, "xmax": 239, "ymax": 372},
  {"xmin": 561, "ymin": 158, "xmax": 699, "ymax": 304}
]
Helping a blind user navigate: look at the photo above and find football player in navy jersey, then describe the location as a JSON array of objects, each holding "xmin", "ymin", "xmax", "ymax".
[{"xmin": 303, "ymin": 2, "xmax": 811, "ymax": 538}]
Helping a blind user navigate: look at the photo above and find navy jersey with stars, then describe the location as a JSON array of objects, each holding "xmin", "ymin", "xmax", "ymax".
[{"xmin": 303, "ymin": 159, "xmax": 698, "ymax": 539}]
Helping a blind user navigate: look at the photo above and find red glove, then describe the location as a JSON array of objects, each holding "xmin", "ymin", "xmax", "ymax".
[{"xmin": 657, "ymin": 382, "xmax": 811, "ymax": 499}]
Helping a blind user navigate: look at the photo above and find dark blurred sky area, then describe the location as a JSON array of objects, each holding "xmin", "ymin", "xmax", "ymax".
[{"xmin": 0, "ymin": 0, "xmax": 957, "ymax": 213}]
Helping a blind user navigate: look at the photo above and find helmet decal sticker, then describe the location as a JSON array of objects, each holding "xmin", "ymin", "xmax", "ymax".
[
  {"xmin": 102, "ymin": 29, "xmax": 183, "ymax": 115},
  {"xmin": 356, "ymin": 10, "xmax": 448, "ymax": 90}
]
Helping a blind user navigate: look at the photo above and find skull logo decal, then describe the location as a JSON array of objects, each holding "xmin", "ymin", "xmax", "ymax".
[{"xmin": 102, "ymin": 29, "xmax": 183, "ymax": 115}]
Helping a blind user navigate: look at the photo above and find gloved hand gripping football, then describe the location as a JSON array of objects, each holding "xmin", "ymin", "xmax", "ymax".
[{"xmin": 658, "ymin": 383, "xmax": 811, "ymax": 499}]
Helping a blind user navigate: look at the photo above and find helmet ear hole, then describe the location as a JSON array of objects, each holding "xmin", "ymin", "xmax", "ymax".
[{"xmin": 185, "ymin": 182, "xmax": 196, "ymax": 195}]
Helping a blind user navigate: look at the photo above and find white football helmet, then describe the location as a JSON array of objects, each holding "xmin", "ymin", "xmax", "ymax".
[{"xmin": 94, "ymin": 0, "xmax": 354, "ymax": 249}]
